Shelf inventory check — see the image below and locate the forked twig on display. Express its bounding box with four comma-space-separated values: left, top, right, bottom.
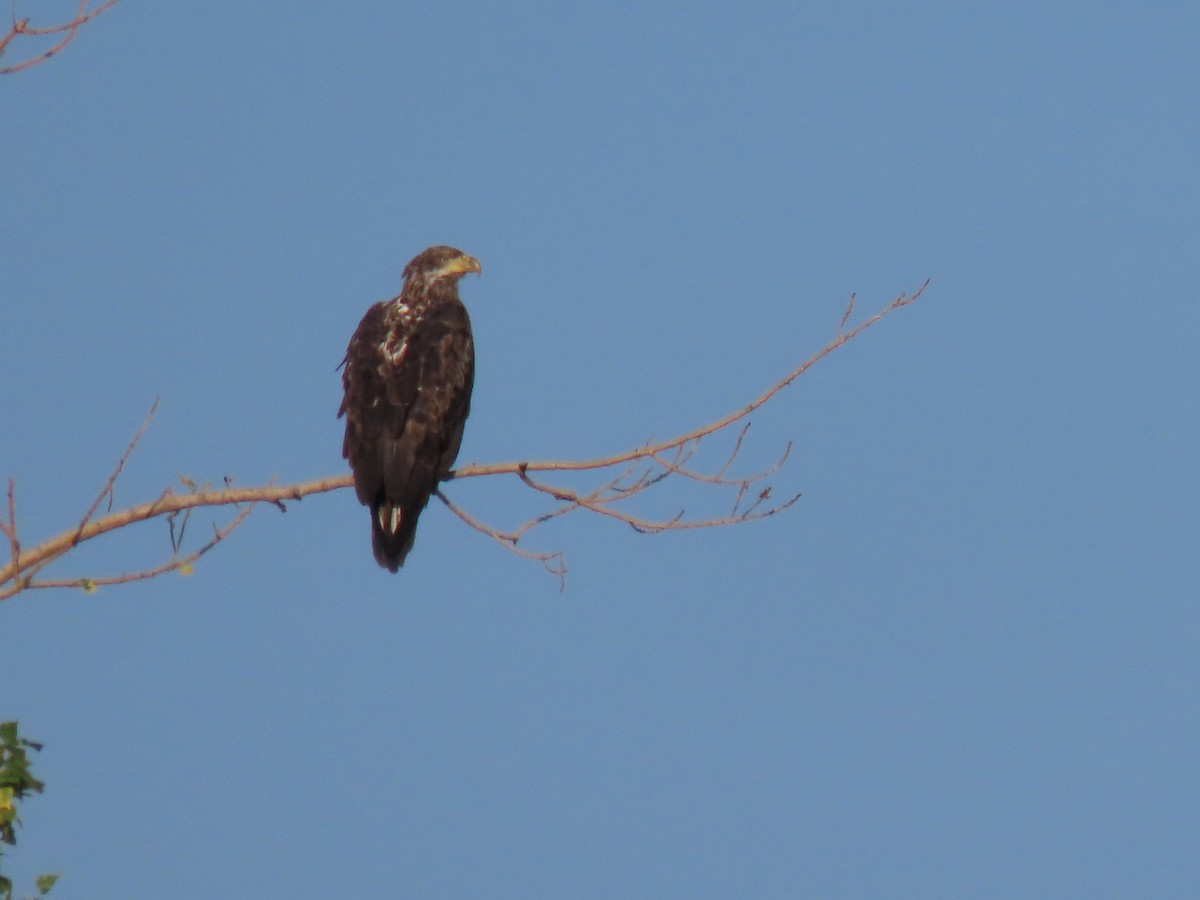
435, 489, 566, 588
0, 0, 120, 74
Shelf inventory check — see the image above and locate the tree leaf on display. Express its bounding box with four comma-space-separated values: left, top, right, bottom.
36, 872, 59, 894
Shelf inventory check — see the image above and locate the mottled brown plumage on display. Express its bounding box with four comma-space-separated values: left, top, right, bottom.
339, 246, 479, 571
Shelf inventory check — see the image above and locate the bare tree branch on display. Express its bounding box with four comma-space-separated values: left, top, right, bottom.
0, 473, 349, 600
451, 281, 927, 478
0, 282, 927, 598
0, 0, 120, 74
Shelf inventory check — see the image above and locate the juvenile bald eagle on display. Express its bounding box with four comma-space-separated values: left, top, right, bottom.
339, 246, 480, 571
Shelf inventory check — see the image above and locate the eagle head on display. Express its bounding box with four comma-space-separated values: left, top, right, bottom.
402, 245, 482, 292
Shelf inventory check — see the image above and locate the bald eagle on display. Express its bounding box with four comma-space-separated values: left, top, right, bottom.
339, 246, 480, 571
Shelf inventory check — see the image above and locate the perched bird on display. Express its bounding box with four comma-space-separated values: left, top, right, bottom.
339, 246, 480, 571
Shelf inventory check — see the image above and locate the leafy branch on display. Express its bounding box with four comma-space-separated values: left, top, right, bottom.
0, 722, 57, 900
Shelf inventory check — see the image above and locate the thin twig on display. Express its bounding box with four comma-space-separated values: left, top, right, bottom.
715, 423, 752, 480
839, 292, 857, 331
3, 479, 20, 581
75, 398, 158, 539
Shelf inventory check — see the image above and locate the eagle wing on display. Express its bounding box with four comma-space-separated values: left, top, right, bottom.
339, 299, 475, 570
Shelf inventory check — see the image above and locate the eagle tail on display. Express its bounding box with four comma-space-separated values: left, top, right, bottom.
370, 498, 423, 573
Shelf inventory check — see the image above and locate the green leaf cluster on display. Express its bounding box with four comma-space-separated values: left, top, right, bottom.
0, 722, 57, 899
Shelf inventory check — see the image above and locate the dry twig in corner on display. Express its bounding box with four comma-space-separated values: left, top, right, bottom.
0, 0, 121, 75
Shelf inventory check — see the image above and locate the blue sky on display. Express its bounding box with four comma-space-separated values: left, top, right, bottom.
3, 1, 1198, 896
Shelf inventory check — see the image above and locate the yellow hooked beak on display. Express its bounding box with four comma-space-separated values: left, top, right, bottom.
439, 254, 482, 278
